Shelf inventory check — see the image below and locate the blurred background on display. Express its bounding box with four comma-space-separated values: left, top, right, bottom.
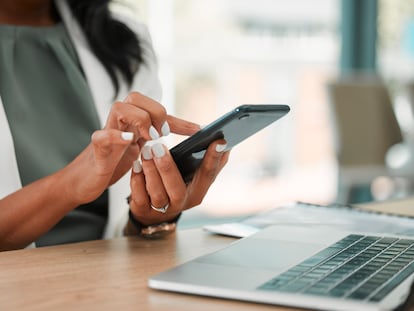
113, 0, 414, 227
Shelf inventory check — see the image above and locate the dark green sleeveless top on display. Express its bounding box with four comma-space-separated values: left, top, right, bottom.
0, 23, 108, 246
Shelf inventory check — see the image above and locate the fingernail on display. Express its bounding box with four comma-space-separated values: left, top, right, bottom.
121, 132, 134, 141
152, 143, 165, 158
149, 125, 160, 140
141, 145, 153, 160
123, 93, 131, 103
161, 121, 170, 136
215, 143, 227, 152
133, 159, 142, 173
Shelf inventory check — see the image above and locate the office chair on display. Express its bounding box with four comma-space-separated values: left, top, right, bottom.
327, 75, 403, 204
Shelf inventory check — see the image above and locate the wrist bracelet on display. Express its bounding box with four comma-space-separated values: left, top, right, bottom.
128, 209, 181, 238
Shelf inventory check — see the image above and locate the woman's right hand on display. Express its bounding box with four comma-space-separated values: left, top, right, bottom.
62, 92, 200, 206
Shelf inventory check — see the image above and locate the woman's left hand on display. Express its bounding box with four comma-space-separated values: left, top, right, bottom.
128, 139, 230, 226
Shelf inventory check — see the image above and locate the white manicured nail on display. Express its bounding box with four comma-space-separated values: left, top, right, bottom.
215, 144, 227, 152
152, 143, 165, 158
121, 132, 134, 141
161, 121, 170, 136
149, 125, 160, 140
133, 159, 142, 173
141, 145, 153, 160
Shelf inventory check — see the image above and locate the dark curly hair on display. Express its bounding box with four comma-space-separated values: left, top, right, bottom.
67, 0, 144, 95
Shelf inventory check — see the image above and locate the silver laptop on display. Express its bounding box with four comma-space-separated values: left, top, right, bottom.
149, 225, 414, 311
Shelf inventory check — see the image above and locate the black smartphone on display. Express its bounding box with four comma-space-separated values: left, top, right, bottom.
170, 104, 290, 183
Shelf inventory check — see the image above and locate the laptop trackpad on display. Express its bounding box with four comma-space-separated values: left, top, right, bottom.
196, 238, 323, 271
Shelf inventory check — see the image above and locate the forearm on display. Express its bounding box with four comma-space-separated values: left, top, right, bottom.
0, 166, 82, 251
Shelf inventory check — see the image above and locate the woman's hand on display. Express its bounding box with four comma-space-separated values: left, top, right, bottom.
128, 139, 230, 226
64, 92, 200, 206
0, 91, 203, 250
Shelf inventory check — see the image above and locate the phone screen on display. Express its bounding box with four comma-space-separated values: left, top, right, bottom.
170, 104, 290, 183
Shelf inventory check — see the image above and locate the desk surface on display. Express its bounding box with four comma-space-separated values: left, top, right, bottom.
0, 228, 303, 311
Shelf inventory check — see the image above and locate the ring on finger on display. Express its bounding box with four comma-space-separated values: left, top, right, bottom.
151, 202, 170, 213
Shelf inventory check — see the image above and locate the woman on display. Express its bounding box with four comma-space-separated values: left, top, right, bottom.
0, 0, 229, 251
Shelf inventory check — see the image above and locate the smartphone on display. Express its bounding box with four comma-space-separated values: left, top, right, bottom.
170, 104, 290, 183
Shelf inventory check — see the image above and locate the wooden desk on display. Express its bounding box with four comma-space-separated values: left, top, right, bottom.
0, 229, 302, 311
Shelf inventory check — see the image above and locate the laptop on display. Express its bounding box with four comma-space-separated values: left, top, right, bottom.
148, 225, 414, 311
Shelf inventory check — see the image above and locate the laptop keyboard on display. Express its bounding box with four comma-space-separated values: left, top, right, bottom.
258, 234, 414, 302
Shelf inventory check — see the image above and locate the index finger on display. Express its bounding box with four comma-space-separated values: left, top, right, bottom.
124, 92, 168, 134
167, 115, 201, 136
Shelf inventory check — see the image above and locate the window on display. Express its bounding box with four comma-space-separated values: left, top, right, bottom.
378, 0, 414, 134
